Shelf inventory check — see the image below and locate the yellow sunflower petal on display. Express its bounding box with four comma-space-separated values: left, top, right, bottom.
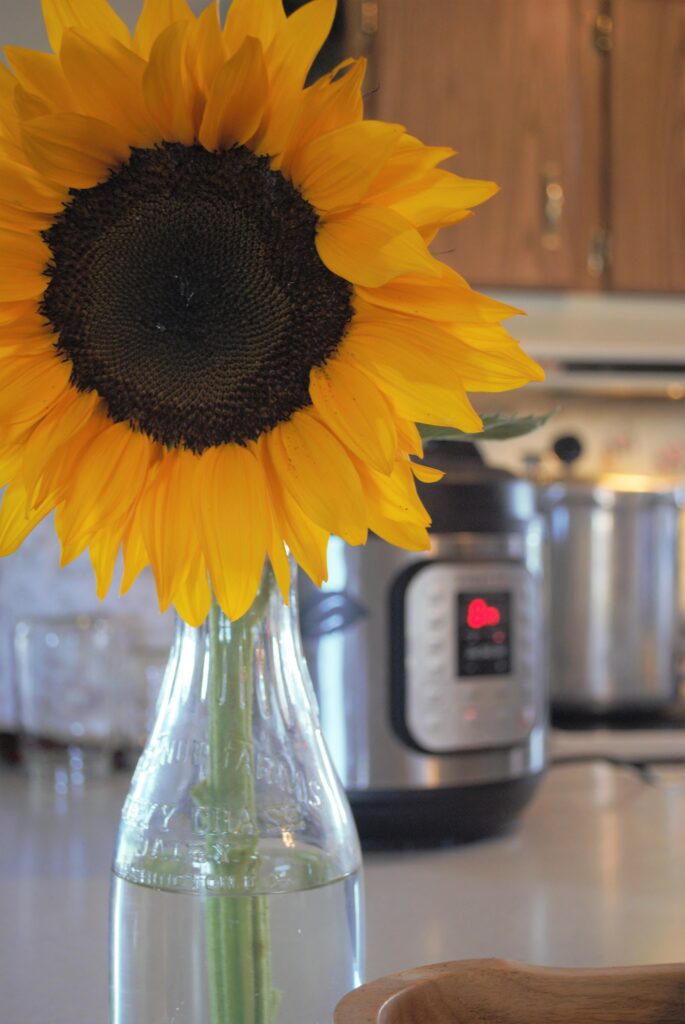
41, 0, 131, 54
0, 316, 53, 347
353, 309, 543, 392
187, 4, 226, 99
382, 371, 482, 431
267, 410, 367, 545
89, 524, 122, 599
0, 228, 51, 303
21, 113, 130, 188
34, 409, 107, 508
60, 30, 159, 147
56, 422, 154, 564
0, 444, 23, 488
289, 120, 403, 213
389, 171, 498, 231
264, 500, 290, 604
446, 321, 529, 350
0, 156, 66, 213
120, 499, 149, 595
317, 205, 441, 287
14, 86, 54, 124
139, 448, 198, 611
172, 554, 211, 628
198, 36, 268, 151
355, 456, 430, 527
257, 436, 329, 588
0, 65, 21, 143
277, 58, 366, 174
366, 133, 455, 198
266, 0, 336, 86
0, 332, 55, 356
344, 333, 483, 432
143, 20, 197, 145
354, 453, 433, 549
356, 268, 521, 324
4, 48, 74, 114
309, 356, 397, 474
64, 433, 153, 561
0, 227, 49, 269
0, 201, 55, 232
367, 510, 429, 552
22, 388, 99, 505
0, 422, 38, 449
0, 272, 46, 303
395, 416, 424, 458
135, 0, 195, 59
256, 0, 336, 156
367, 169, 495, 212
411, 462, 444, 483
447, 339, 545, 391
0, 137, 30, 165
197, 444, 268, 621
223, 0, 286, 55
278, 491, 329, 586
0, 481, 53, 557
350, 305, 470, 373
0, 300, 39, 328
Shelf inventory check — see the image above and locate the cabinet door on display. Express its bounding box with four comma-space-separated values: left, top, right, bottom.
609, 0, 685, 292
363, 0, 603, 289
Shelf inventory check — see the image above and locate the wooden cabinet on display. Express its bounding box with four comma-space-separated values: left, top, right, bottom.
348, 0, 685, 293
609, 0, 685, 291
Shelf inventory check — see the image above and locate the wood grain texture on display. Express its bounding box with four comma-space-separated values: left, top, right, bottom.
335, 958, 685, 1023
609, 0, 685, 292
366, 0, 603, 289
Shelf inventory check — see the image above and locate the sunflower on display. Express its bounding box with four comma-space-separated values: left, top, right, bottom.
0, 0, 543, 625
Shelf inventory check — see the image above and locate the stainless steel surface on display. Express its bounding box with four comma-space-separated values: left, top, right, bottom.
543, 481, 683, 712
404, 562, 537, 752
303, 528, 547, 794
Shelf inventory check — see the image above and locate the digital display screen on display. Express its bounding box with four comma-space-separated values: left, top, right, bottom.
457, 592, 513, 677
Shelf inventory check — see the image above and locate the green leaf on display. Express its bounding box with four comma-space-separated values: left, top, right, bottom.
418, 411, 554, 443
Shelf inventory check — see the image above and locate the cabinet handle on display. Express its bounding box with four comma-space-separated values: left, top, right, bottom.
594, 13, 613, 54
360, 0, 378, 35
541, 164, 564, 251
588, 227, 611, 276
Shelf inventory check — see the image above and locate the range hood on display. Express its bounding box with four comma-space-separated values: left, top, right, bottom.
491, 291, 685, 397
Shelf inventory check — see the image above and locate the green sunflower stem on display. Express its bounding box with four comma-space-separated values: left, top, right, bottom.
205, 590, 278, 1024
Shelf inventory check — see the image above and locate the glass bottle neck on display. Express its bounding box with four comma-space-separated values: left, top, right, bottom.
160, 560, 309, 711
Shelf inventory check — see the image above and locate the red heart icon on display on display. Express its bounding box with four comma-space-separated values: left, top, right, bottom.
466, 598, 501, 630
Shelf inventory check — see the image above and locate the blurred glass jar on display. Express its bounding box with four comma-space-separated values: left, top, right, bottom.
0, 515, 173, 740
15, 614, 129, 783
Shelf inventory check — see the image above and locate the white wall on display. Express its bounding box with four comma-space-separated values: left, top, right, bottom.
0, 0, 224, 51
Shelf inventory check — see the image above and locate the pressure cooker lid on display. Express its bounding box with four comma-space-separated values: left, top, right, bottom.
417, 441, 536, 533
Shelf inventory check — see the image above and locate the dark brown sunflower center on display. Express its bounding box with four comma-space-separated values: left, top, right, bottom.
41, 142, 353, 452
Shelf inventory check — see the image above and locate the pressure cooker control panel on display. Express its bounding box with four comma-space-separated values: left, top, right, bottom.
394, 562, 539, 753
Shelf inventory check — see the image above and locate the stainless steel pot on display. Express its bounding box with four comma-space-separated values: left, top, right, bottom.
541, 477, 683, 713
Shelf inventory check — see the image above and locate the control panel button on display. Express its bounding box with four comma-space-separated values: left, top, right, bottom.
402, 562, 539, 752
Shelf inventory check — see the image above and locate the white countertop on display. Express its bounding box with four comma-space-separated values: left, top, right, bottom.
2, 761, 685, 1024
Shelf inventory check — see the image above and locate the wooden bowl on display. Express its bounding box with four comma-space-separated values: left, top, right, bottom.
334, 958, 685, 1023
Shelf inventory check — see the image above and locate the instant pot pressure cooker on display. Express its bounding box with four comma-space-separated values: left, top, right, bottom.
301, 443, 548, 846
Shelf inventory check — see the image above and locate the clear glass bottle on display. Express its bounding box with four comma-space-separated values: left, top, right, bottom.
110, 561, 364, 1024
